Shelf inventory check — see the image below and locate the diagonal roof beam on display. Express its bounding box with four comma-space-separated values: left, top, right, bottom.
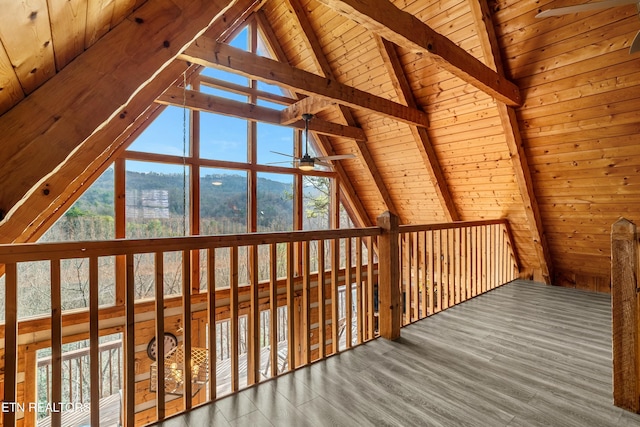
0, 0, 259, 243
376, 36, 460, 222
314, 0, 521, 107
157, 87, 365, 140
469, 0, 553, 283
179, 39, 431, 129
280, 0, 399, 217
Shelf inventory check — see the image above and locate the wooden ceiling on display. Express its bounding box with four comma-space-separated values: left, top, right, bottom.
0, 0, 639, 290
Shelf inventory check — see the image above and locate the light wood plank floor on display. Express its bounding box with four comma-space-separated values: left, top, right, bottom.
152, 280, 640, 426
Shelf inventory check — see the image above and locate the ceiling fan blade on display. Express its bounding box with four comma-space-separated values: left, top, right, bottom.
315, 160, 334, 168
270, 151, 295, 158
316, 154, 357, 161
536, 0, 638, 18
630, 29, 640, 54
265, 161, 295, 165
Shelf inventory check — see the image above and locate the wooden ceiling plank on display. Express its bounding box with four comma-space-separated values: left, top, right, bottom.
180, 39, 431, 128
275, 0, 399, 217
255, 8, 372, 227
313, 0, 521, 107
85, 0, 116, 47
280, 97, 337, 125
470, 0, 553, 283
48, 0, 88, 71
376, 36, 460, 222
0, 42, 24, 116
157, 86, 365, 140
0, 0, 56, 95
0, 0, 259, 243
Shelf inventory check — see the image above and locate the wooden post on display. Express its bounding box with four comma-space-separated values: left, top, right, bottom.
377, 211, 401, 340
611, 218, 640, 412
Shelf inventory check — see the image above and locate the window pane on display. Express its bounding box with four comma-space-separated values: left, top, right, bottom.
200, 67, 248, 86
200, 168, 248, 234
257, 123, 294, 165
40, 168, 115, 242
125, 161, 190, 238
302, 176, 331, 230
127, 106, 190, 156
200, 85, 248, 103
257, 173, 293, 232
200, 113, 248, 162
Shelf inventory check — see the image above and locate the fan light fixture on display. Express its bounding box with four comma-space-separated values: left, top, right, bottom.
299, 113, 315, 171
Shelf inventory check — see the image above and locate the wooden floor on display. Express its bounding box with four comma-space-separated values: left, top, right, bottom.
151, 280, 640, 426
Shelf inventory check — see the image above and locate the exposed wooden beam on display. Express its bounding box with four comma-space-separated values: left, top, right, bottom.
280, 97, 337, 125
255, 8, 372, 227
280, 0, 398, 217
0, 0, 260, 244
470, 0, 553, 283
179, 39, 431, 128
376, 36, 460, 222
157, 87, 365, 140
314, 0, 521, 107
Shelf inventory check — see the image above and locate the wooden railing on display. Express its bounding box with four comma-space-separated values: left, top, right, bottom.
611, 218, 640, 413
0, 213, 519, 426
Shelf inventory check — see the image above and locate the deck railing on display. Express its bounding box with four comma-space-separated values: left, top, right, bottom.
36, 338, 123, 418
0, 213, 518, 426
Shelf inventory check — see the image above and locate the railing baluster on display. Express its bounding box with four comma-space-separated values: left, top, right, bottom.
269, 243, 278, 376
331, 238, 340, 352
124, 253, 135, 427
402, 234, 410, 325
182, 249, 193, 408
420, 231, 427, 319
302, 240, 311, 364
427, 231, 434, 316
51, 259, 62, 427
286, 242, 295, 371
465, 227, 472, 301
154, 252, 166, 420
366, 237, 374, 341
207, 247, 217, 400
345, 237, 352, 348
248, 244, 259, 385
317, 240, 326, 358
355, 237, 363, 344
412, 233, 419, 321
4, 262, 18, 427
230, 246, 239, 392
90, 256, 99, 426
447, 228, 454, 308
454, 227, 461, 305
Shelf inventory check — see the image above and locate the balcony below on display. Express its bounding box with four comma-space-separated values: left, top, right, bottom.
152, 280, 640, 427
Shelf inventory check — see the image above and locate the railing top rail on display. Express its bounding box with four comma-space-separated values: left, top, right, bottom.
0, 227, 382, 264
398, 218, 508, 234
36, 339, 122, 367
0, 218, 512, 264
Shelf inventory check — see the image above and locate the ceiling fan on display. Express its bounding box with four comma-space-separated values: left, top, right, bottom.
536, 0, 640, 54
271, 113, 356, 171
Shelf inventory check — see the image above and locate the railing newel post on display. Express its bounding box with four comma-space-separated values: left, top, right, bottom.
611, 217, 640, 413
377, 211, 401, 340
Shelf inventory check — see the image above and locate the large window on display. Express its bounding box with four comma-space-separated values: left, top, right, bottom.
22, 21, 354, 311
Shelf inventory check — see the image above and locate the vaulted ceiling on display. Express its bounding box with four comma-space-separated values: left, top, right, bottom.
0, 0, 639, 289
